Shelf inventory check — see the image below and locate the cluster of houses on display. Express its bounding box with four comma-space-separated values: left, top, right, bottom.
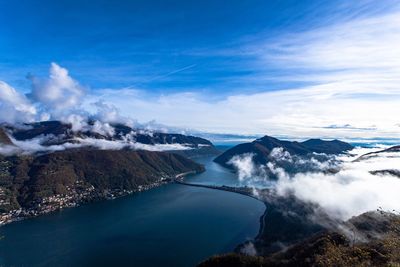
0, 177, 171, 226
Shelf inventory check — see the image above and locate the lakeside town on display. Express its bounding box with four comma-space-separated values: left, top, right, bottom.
0, 177, 172, 226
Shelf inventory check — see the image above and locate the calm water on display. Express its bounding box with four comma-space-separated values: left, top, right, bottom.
0, 154, 265, 267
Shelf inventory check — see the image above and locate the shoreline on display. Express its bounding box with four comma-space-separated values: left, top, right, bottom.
0, 171, 196, 227
2, 168, 269, 263
254, 203, 268, 241
173, 179, 269, 255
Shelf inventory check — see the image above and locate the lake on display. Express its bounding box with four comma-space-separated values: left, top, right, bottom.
0, 153, 265, 267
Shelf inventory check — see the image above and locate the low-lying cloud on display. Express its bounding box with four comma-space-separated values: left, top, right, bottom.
230, 146, 400, 221
0, 133, 193, 156
228, 153, 257, 181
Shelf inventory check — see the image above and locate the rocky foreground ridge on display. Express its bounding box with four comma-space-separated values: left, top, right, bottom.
199, 194, 400, 267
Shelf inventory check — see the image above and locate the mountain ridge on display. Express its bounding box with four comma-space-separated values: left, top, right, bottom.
0, 149, 205, 224
6, 120, 213, 148
214, 135, 353, 169
0, 120, 214, 224
0, 120, 221, 159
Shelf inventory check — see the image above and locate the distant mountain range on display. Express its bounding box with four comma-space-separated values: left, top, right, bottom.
214, 135, 353, 169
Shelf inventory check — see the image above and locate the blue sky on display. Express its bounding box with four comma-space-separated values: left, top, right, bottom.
0, 0, 400, 138
0, 0, 391, 93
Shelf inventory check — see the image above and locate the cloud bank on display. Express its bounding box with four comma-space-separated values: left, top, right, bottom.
230, 146, 400, 221
0, 133, 193, 156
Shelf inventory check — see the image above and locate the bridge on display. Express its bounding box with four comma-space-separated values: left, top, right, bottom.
173, 179, 262, 201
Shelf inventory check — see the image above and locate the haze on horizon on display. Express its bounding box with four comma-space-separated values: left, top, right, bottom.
0, 0, 399, 140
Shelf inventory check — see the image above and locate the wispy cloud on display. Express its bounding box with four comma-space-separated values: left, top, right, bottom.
90, 83, 400, 139
253, 6, 400, 94
1, 5, 400, 139
320, 124, 377, 131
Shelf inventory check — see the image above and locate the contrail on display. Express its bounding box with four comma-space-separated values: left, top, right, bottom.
125, 64, 197, 89
155, 64, 197, 80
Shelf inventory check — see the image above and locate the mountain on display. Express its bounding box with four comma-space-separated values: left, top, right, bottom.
214, 135, 353, 169
6, 120, 214, 149
370, 169, 400, 178
0, 149, 204, 215
0, 120, 215, 224
0, 120, 220, 159
356, 145, 400, 162
355, 145, 400, 178
301, 138, 354, 154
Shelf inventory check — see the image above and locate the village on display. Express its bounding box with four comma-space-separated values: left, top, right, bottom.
0, 177, 171, 226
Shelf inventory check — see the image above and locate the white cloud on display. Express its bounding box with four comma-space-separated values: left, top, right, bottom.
90, 121, 115, 136
0, 144, 21, 156
59, 113, 115, 136
227, 153, 256, 181
91, 100, 135, 127
29, 62, 85, 114
75, 137, 192, 151
271, 146, 400, 220
225, 145, 400, 221
1, 60, 399, 139
276, 166, 400, 221
0, 63, 136, 133
7, 135, 81, 155
0, 81, 36, 124
61, 114, 90, 132
2, 134, 193, 156
89, 85, 400, 139
269, 147, 293, 163
82, 9, 400, 138
1, 8, 400, 139
264, 12, 400, 72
